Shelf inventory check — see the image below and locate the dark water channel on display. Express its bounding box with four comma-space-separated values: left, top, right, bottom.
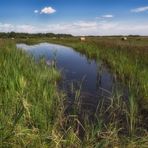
17, 43, 127, 108
17, 43, 130, 138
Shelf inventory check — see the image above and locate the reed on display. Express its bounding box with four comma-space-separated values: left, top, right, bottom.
0, 39, 61, 147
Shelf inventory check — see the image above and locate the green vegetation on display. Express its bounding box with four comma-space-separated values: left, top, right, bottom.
0, 37, 148, 147
0, 39, 62, 147
46, 37, 148, 109
0, 32, 72, 39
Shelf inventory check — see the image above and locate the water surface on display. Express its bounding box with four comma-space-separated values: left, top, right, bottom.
17, 43, 120, 99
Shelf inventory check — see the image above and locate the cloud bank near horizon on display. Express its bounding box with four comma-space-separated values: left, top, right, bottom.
0, 20, 148, 36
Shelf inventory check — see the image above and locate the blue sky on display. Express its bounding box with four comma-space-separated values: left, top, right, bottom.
0, 0, 148, 35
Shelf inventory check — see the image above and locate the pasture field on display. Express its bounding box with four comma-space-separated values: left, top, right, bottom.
0, 37, 148, 147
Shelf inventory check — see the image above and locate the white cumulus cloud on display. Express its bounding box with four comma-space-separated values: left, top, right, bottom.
40, 7, 56, 14
131, 6, 148, 13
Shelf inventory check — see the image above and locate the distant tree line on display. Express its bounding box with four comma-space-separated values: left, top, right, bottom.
0, 32, 73, 38
0, 32, 145, 39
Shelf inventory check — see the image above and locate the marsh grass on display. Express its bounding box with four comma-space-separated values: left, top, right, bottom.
0, 39, 61, 147
50, 86, 148, 148
1, 38, 148, 147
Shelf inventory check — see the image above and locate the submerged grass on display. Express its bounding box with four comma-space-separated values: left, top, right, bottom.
0, 38, 148, 147
50, 88, 148, 147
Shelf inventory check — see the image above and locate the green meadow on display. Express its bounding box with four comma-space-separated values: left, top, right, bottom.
0, 36, 148, 147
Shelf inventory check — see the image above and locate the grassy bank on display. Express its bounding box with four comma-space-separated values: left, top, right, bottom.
1, 38, 148, 147
0, 39, 62, 147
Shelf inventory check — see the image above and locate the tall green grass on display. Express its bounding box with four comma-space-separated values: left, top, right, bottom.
0, 39, 61, 147
48, 88, 148, 147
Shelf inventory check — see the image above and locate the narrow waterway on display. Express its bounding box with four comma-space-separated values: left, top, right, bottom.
17, 43, 127, 104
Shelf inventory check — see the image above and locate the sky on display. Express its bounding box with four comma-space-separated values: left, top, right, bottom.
0, 0, 148, 35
